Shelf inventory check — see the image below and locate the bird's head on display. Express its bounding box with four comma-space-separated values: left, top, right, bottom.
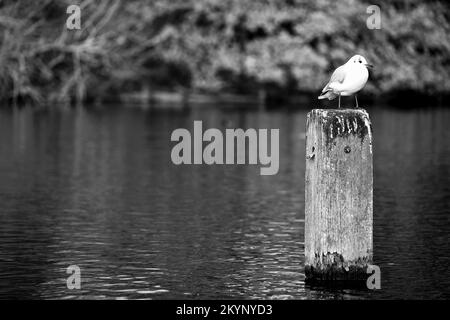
349, 55, 373, 69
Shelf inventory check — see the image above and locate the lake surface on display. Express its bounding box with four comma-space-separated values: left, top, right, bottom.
0, 104, 449, 299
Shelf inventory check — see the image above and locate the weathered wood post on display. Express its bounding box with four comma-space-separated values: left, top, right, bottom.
305, 108, 373, 282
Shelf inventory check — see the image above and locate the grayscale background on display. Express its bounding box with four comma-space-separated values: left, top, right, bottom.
0, 0, 449, 299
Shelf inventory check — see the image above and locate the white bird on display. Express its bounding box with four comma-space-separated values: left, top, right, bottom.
318, 55, 373, 108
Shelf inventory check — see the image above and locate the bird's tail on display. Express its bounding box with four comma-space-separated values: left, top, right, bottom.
318, 91, 338, 100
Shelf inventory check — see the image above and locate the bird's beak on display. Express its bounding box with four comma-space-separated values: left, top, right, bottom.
365, 63, 374, 69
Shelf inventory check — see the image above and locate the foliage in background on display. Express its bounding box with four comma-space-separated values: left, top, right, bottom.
0, 0, 449, 104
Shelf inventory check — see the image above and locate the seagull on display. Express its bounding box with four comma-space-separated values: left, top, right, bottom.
318, 55, 373, 108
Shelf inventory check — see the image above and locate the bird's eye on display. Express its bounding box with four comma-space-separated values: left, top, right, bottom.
359, 60, 362, 63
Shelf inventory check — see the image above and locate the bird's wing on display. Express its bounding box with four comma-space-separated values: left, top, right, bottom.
321, 65, 346, 92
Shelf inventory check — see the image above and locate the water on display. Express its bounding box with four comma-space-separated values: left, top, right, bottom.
0, 104, 449, 299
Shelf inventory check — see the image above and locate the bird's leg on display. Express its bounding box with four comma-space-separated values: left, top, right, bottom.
338, 94, 341, 108
355, 94, 359, 108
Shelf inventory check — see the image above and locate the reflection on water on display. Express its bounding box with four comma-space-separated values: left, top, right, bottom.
0, 104, 449, 299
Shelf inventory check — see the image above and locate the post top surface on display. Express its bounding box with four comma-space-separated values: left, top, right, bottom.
307, 108, 372, 144
309, 108, 369, 118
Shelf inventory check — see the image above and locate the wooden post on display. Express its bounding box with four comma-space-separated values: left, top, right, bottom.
305, 108, 373, 282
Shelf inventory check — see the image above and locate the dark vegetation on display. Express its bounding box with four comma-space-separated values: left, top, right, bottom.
0, 0, 449, 106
